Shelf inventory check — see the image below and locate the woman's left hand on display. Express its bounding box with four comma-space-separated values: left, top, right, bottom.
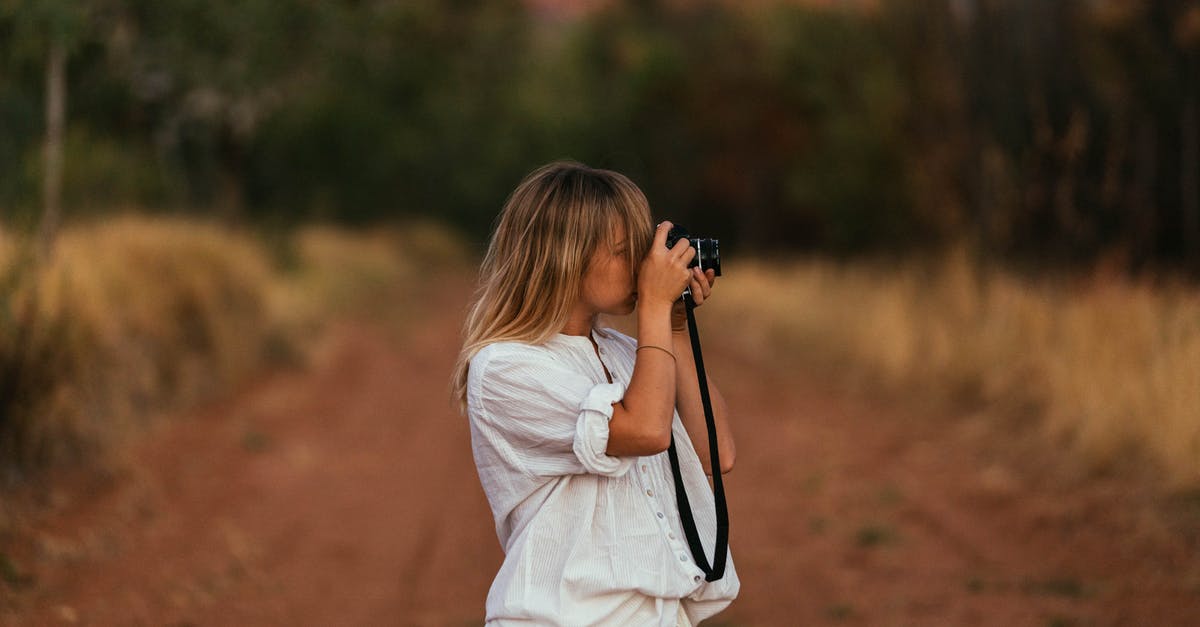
671, 267, 717, 332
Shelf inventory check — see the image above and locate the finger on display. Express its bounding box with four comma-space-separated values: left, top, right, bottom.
652, 221, 673, 250
678, 244, 697, 265
667, 230, 696, 252
689, 275, 705, 305
695, 268, 713, 298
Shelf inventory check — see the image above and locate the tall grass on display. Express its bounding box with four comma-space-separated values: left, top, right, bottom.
0, 218, 278, 473
710, 252, 1200, 487
0, 216, 457, 480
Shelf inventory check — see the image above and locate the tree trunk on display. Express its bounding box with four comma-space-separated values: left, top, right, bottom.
38, 39, 66, 264
1182, 84, 1199, 268
1130, 116, 1157, 266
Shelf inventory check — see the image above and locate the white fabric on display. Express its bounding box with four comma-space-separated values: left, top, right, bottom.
467, 327, 739, 626
677, 603, 693, 627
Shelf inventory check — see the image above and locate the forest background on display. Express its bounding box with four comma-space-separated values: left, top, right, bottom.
2, 0, 1200, 490
3, 0, 1197, 266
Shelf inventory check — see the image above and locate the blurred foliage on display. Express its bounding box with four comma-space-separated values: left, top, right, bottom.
1, 0, 1198, 270
0, 215, 462, 477
0, 217, 278, 472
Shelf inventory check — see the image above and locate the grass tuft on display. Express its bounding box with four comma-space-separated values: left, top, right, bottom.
855, 523, 900, 547
825, 603, 854, 621
0, 551, 34, 589
1022, 576, 1092, 598
710, 253, 1200, 488
0, 216, 462, 481
0, 217, 278, 472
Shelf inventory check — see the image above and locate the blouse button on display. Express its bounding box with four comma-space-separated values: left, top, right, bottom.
669, 533, 676, 540
640, 464, 648, 473
679, 554, 689, 562
646, 489, 654, 497
656, 512, 664, 519
693, 575, 702, 583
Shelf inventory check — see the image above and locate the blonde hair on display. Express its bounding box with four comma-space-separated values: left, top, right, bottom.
451, 161, 653, 412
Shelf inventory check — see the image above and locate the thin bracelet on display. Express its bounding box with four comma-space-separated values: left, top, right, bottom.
636, 344, 676, 362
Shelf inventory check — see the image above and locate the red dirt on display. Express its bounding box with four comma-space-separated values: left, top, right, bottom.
2, 274, 1199, 626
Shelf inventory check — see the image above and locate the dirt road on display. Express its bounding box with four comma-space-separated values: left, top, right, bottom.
3, 275, 1199, 626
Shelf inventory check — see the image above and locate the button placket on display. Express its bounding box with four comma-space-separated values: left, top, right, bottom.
637, 459, 702, 582
640, 465, 679, 550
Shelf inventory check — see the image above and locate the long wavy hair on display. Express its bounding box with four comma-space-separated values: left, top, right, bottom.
451, 161, 654, 413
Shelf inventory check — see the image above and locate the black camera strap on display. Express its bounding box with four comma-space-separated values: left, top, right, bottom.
667, 294, 729, 582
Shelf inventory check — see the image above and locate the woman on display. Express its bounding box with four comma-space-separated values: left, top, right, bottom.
452, 161, 739, 625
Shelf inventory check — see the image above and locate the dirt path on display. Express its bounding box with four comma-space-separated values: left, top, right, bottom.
3, 275, 1199, 626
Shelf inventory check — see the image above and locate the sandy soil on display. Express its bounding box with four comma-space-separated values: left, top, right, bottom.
2, 274, 1199, 626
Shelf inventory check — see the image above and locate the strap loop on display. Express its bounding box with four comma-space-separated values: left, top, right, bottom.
668, 294, 729, 581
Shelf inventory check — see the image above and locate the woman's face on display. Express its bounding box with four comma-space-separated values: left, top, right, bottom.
579, 224, 638, 317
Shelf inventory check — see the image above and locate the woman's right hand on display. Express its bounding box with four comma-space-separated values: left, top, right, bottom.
638, 221, 696, 310
610, 221, 695, 457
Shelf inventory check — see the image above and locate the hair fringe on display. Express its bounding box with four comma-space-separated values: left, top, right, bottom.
450, 162, 653, 414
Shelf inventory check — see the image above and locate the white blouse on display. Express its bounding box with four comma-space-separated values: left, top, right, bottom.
466, 327, 739, 626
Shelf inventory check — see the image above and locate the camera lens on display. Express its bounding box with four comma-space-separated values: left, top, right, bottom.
695, 238, 721, 277
664, 223, 721, 277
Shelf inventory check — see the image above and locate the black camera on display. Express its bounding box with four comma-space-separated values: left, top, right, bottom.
665, 223, 722, 277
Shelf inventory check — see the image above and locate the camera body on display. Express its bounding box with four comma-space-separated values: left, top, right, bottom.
665, 223, 722, 277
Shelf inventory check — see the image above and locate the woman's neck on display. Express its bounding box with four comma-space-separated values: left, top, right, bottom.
561, 305, 596, 336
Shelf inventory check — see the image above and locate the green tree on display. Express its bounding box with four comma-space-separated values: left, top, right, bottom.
2, 0, 88, 260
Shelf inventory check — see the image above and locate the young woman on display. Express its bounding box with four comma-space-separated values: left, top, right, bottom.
452, 161, 738, 625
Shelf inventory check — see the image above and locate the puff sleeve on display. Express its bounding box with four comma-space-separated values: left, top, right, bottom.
469, 346, 635, 478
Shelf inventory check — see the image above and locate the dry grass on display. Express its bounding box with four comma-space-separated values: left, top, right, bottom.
709, 251, 1200, 487
267, 219, 469, 332
0, 216, 462, 480
0, 217, 278, 472
0, 228, 16, 272
17, 215, 1191, 490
